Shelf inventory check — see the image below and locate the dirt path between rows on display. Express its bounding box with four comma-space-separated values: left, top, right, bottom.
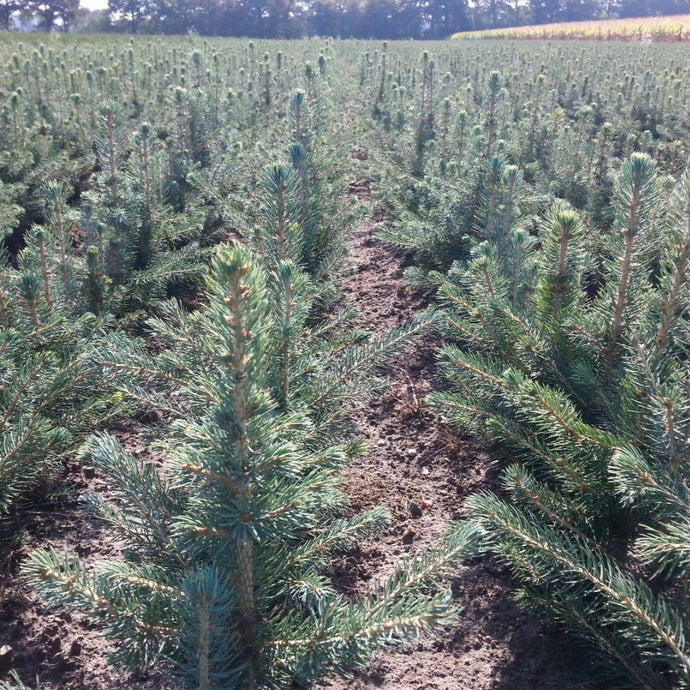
321, 181, 576, 690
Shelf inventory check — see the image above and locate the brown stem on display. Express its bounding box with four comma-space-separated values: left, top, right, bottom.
607, 189, 640, 358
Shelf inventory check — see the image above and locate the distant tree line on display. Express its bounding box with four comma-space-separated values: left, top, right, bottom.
2, 0, 79, 32
4, 0, 690, 39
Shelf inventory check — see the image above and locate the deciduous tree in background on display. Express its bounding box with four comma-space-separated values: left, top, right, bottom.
5, 0, 688, 37
0, 0, 21, 30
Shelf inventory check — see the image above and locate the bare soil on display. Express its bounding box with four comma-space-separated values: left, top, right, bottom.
0, 180, 576, 689
319, 191, 576, 690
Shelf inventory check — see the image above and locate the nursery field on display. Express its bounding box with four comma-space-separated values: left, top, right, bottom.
1, 35, 689, 690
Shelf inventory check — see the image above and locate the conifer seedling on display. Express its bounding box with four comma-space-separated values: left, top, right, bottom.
25, 244, 475, 689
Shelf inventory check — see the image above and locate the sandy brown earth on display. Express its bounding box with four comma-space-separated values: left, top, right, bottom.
0, 180, 576, 690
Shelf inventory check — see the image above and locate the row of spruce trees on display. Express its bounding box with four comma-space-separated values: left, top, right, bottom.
377, 58, 690, 687
1, 57, 477, 688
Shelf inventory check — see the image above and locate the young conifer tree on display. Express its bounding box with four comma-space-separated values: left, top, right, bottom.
0, 242, 126, 551
375, 70, 535, 284
25, 244, 475, 689
80, 105, 206, 316
432, 154, 690, 687
284, 89, 358, 293
190, 88, 357, 306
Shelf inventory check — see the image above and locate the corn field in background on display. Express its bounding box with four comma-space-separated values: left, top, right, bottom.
0, 33, 689, 689
453, 13, 690, 41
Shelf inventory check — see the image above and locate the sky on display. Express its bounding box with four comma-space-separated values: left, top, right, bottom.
81, 0, 109, 10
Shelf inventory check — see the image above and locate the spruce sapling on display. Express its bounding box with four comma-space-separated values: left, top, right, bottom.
25, 244, 472, 689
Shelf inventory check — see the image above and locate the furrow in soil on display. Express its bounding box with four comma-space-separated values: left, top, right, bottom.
322, 209, 574, 690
